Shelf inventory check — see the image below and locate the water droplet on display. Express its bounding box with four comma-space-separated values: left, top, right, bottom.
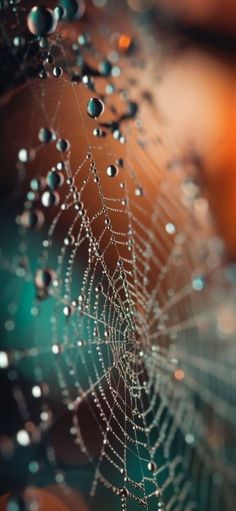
78, 33, 90, 46
52, 344, 60, 354
27, 6, 57, 36
111, 65, 120, 77
98, 59, 112, 76
105, 83, 115, 95
30, 178, 45, 191
18, 148, 34, 163
106, 165, 118, 177
20, 209, 44, 230
185, 433, 195, 445
6, 495, 24, 511
57, 161, 65, 171
53, 66, 63, 78
116, 158, 124, 167
192, 275, 205, 291
28, 460, 39, 473
16, 429, 30, 446
13, 36, 25, 47
147, 461, 156, 472
56, 138, 70, 152
64, 234, 75, 246
63, 305, 71, 317
35, 268, 57, 289
38, 127, 53, 143
59, 0, 85, 21
93, 128, 105, 137
39, 37, 49, 49
46, 170, 64, 189
135, 187, 143, 197
87, 97, 104, 119
41, 190, 60, 207
54, 5, 65, 20
0, 352, 9, 369
165, 222, 176, 235
125, 101, 138, 119
113, 129, 121, 140
32, 385, 42, 398
82, 75, 94, 89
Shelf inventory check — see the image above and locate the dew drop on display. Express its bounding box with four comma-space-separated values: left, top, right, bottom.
13, 36, 25, 47
53, 66, 63, 78
39, 37, 49, 49
98, 59, 112, 76
82, 75, 94, 89
147, 461, 157, 472
20, 209, 44, 230
30, 178, 45, 191
32, 385, 42, 398
106, 165, 118, 177
87, 97, 104, 119
27, 6, 57, 36
46, 170, 64, 190
59, 0, 85, 21
135, 187, 143, 197
93, 128, 104, 137
165, 222, 176, 235
125, 101, 138, 119
63, 305, 71, 317
16, 429, 30, 446
78, 33, 90, 46
41, 190, 60, 207
38, 127, 53, 143
116, 158, 124, 167
0, 352, 9, 369
192, 275, 205, 291
57, 161, 65, 171
56, 138, 70, 152
35, 268, 57, 290
64, 234, 75, 246
54, 5, 65, 20
18, 148, 34, 163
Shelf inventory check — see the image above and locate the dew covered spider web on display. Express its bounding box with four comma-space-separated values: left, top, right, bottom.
0, 1, 236, 511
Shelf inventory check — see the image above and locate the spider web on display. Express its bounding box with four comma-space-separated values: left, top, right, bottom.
0, 1, 236, 511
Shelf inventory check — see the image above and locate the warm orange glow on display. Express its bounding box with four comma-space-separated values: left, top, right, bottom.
0, 493, 11, 511
174, 369, 185, 381
0, 487, 89, 511
118, 34, 132, 53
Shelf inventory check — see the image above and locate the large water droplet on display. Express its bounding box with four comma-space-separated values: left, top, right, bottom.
87, 97, 104, 119
27, 6, 57, 36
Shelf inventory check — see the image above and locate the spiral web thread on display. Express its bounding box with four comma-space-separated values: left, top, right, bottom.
0, 2, 236, 511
